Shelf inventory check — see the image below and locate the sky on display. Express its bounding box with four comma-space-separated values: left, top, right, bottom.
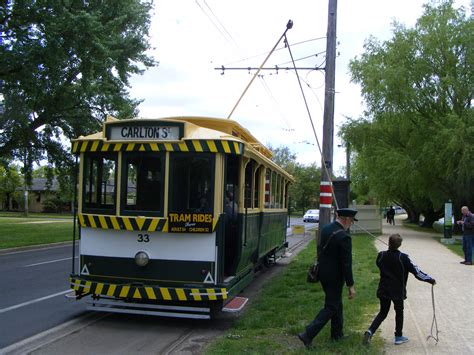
129, 0, 472, 176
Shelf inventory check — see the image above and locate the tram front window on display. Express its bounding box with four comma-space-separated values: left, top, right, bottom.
169, 154, 214, 213
122, 153, 164, 215
83, 154, 117, 213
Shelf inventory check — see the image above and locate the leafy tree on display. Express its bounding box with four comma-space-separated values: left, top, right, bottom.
343, 0, 473, 226
290, 163, 321, 212
268, 144, 297, 175
267, 145, 321, 212
0, 0, 156, 196
0, 164, 22, 210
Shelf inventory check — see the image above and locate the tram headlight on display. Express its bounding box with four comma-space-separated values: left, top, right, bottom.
134, 251, 149, 267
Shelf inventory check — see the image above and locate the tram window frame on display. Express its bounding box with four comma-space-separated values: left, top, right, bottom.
121, 152, 165, 216
264, 169, 271, 208
244, 160, 254, 209
253, 165, 261, 209
82, 153, 117, 214
168, 153, 215, 214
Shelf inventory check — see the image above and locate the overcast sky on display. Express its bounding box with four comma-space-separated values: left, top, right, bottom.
129, 0, 471, 175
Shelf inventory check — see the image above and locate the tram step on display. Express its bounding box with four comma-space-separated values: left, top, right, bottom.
222, 296, 248, 313
86, 298, 211, 319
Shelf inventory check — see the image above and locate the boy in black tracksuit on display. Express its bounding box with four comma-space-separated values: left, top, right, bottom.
363, 233, 436, 345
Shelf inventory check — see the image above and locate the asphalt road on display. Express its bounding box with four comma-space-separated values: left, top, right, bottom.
0, 243, 86, 349
0, 218, 315, 354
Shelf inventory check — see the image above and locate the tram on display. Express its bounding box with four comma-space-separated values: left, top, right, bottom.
69, 116, 293, 318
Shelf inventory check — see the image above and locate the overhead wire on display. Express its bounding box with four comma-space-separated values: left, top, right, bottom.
258, 75, 294, 132
202, 0, 239, 48
227, 20, 294, 119
283, 34, 338, 207
277, 50, 326, 66
195, 0, 236, 46
224, 37, 326, 66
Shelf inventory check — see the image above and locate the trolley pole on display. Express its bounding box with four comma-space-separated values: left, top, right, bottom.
318, 0, 338, 244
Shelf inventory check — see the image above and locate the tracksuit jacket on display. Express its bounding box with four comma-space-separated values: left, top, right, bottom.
376, 250, 435, 300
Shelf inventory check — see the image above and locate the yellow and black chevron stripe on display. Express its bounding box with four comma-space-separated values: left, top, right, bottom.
70, 277, 228, 301
79, 214, 168, 232
72, 139, 244, 155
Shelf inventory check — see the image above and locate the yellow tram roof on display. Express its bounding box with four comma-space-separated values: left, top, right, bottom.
74, 115, 273, 158
73, 116, 293, 181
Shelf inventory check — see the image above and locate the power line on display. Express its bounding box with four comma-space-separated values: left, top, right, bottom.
258, 75, 294, 131
223, 37, 326, 66
202, 0, 238, 47
195, 0, 237, 46
227, 20, 294, 119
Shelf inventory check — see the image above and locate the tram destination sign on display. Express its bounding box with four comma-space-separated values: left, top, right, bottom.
106, 122, 183, 141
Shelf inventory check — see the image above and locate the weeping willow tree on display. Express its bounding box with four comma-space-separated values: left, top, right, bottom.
341, 0, 473, 226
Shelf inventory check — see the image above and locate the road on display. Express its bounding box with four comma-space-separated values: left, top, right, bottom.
0, 218, 315, 354
0, 243, 86, 349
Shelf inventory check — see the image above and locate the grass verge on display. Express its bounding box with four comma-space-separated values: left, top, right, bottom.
0, 217, 75, 249
433, 236, 464, 259
0, 211, 73, 219
206, 235, 383, 354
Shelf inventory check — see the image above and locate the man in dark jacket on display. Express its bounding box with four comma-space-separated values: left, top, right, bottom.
297, 208, 357, 348
363, 233, 436, 346
457, 206, 474, 265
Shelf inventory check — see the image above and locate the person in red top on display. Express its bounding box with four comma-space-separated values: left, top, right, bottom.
363, 233, 436, 346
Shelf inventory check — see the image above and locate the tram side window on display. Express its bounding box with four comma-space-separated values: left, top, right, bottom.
83, 154, 117, 213
271, 171, 277, 208
254, 166, 261, 208
122, 154, 164, 215
244, 161, 254, 208
285, 181, 290, 208
169, 154, 214, 213
264, 170, 271, 208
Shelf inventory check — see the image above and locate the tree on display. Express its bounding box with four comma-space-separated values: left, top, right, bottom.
290, 163, 321, 212
343, 1, 473, 226
0, 0, 157, 196
0, 164, 22, 210
267, 145, 322, 212
268, 144, 297, 175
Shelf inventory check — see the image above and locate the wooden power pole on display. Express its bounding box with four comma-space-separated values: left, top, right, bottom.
318, 0, 338, 242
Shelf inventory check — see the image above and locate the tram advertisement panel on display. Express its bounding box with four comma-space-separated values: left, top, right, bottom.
168, 212, 213, 233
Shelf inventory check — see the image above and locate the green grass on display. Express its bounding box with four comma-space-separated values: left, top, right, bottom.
205, 235, 384, 354
401, 220, 439, 234
434, 236, 464, 259
0, 217, 76, 249
0, 211, 73, 219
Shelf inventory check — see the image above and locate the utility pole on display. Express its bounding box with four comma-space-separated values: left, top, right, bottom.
318, 0, 338, 243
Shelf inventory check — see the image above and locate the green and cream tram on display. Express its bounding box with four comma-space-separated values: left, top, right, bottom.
69, 116, 293, 318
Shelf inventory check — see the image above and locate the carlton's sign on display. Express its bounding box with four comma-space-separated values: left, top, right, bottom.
105, 121, 184, 141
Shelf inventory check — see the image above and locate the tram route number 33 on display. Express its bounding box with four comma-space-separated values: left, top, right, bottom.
137, 233, 150, 243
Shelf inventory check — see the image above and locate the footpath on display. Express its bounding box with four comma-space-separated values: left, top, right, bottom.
374, 216, 474, 354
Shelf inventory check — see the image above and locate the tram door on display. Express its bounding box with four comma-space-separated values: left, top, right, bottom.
224, 155, 240, 276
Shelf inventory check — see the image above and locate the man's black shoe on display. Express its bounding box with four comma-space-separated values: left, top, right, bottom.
297, 332, 312, 349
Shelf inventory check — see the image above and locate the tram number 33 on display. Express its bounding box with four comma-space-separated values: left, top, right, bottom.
137, 233, 150, 243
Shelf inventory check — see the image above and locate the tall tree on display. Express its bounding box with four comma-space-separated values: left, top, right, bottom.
0, 0, 156, 188
0, 164, 21, 210
268, 144, 297, 175
343, 0, 473, 226
290, 163, 321, 212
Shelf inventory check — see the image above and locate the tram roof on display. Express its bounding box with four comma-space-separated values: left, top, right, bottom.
74, 115, 294, 181
74, 115, 274, 158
